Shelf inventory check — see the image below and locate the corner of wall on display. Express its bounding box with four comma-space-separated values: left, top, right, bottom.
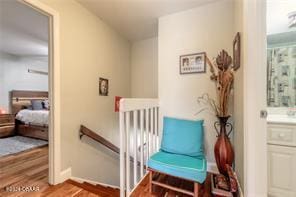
60, 167, 72, 183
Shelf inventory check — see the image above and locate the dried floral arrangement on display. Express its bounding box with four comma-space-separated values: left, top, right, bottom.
197, 50, 234, 117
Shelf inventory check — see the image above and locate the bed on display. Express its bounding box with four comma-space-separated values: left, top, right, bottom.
11, 90, 49, 140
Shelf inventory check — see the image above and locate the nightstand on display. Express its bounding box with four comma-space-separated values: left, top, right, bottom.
0, 114, 15, 138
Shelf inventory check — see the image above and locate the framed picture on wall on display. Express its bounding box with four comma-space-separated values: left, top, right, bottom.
99, 77, 109, 96
180, 52, 206, 74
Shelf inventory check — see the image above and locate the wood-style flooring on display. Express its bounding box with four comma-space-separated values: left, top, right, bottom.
41, 179, 119, 197
0, 146, 119, 196
130, 172, 213, 197
0, 145, 49, 197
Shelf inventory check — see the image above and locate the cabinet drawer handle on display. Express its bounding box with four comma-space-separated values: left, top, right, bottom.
278, 133, 285, 138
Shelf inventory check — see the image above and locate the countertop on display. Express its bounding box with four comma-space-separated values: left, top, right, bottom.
267, 114, 296, 124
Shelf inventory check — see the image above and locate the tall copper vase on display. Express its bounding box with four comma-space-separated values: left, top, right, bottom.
214, 116, 234, 176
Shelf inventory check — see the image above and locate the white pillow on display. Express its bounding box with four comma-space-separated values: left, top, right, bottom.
43, 99, 50, 110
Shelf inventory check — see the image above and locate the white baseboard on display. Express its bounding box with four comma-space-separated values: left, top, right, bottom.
207, 162, 219, 174
60, 168, 72, 183
234, 172, 244, 197
238, 181, 244, 197
70, 176, 119, 189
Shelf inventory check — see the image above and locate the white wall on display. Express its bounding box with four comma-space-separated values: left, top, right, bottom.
158, 0, 234, 164
131, 37, 158, 98
41, 0, 131, 186
0, 52, 48, 113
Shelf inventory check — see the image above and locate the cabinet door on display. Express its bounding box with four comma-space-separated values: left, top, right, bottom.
268, 145, 296, 197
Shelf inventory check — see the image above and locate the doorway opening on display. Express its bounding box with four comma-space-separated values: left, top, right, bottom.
266, 0, 296, 196
0, 0, 52, 194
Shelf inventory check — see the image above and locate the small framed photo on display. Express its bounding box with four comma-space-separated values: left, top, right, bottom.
233, 32, 240, 71
99, 77, 109, 96
180, 52, 206, 74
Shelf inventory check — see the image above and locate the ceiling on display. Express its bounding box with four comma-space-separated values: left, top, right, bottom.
77, 0, 218, 42
267, 0, 296, 35
0, 1, 48, 56
2, 0, 295, 55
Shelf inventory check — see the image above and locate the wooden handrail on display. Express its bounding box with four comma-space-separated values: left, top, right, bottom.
79, 125, 145, 168
80, 125, 119, 154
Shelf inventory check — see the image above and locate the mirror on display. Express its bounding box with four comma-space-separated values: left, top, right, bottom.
267, 31, 296, 107
267, 1, 296, 107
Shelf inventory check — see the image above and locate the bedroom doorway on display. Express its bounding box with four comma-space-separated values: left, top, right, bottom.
0, 0, 58, 194
21, 0, 62, 186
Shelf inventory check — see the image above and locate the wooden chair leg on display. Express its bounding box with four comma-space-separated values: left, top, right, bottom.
149, 170, 153, 194
194, 182, 200, 197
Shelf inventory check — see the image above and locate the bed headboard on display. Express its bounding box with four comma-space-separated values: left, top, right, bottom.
10, 90, 48, 115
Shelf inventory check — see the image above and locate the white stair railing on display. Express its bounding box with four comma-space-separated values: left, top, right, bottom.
119, 98, 159, 197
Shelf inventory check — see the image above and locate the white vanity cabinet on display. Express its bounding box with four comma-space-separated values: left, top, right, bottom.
267, 123, 296, 197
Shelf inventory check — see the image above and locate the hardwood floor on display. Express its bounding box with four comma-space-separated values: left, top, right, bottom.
130, 172, 213, 197
0, 146, 119, 196
0, 145, 49, 197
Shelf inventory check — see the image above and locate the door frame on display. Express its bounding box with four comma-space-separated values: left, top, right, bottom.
243, 0, 267, 196
19, 0, 61, 185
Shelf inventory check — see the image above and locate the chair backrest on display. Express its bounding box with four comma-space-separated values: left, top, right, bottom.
160, 116, 204, 157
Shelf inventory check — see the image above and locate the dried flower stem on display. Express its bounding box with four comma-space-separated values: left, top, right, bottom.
198, 51, 234, 117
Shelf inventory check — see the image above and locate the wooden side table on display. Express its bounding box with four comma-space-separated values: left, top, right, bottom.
0, 114, 15, 138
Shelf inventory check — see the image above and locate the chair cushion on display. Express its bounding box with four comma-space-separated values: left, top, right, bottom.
161, 117, 204, 157
148, 151, 207, 183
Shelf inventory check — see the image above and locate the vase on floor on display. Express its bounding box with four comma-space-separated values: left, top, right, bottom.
214, 116, 234, 176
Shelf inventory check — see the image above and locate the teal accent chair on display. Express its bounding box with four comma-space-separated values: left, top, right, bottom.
147, 117, 207, 196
